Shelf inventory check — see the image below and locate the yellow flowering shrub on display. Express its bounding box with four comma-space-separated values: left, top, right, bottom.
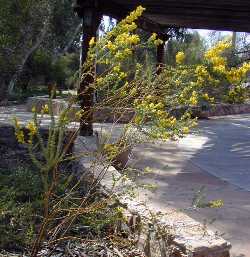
11, 9, 230, 251
79, 6, 198, 141
203, 41, 250, 103
14, 7, 250, 166
163, 41, 250, 106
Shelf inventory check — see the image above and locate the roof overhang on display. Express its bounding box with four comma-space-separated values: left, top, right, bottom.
75, 0, 250, 32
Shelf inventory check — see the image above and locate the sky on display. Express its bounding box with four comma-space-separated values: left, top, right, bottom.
195, 29, 230, 38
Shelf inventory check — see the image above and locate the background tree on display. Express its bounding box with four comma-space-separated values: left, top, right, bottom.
165, 31, 206, 65
0, 0, 81, 100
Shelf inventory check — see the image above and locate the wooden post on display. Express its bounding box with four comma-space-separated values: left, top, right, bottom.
78, 8, 101, 136
156, 42, 165, 73
156, 34, 170, 74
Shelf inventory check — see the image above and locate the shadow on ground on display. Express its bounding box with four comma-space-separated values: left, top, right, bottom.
129, 114, 250, 257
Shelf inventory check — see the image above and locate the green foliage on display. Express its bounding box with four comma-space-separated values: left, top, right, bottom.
0, 0, 80, 97
30, 49, 79, 88
53, 53, 80, 88
31, 50, 53, 80
0, 166, 43, 250
165, 31, 206, 65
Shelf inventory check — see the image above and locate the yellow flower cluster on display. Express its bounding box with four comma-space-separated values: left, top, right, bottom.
113, 65, 127, 79
209, 199, 224, 208
116, 33, 140, 46
41, 104, 49, 114
225, 85, 246, 104
133, 95, 190, 140
195, 65, 208, 77
182, 127, 190, 134
14, 117, 25, 144
226, 62, 250, 84
96, 6, 147, 81
148, 33, 163, 46
16, 131, 25, 144
176, 51, 185, 65
134, 95, 164, 115
89, 37, 95, 47
205, 41, 231, 73
204, 40, 250, 88
26, 121, 37, 136
121, 5, 145, 24
205, 41, 231, 62
189, 91, 198, 106
75, 110, 85, 121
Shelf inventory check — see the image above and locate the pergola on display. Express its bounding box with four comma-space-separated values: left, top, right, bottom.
74, 0, 250, 135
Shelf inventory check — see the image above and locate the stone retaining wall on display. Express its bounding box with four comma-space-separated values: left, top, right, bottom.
204, 103, 250, 117
74, 136, 231, 257
26, 97, 135, 123
26, 97, 250, 124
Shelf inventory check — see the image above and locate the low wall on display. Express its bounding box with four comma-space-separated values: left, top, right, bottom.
27, 97, 250, 124
204, 103, 250, 117
74, 136, 231, 257
26, 97, 135, 123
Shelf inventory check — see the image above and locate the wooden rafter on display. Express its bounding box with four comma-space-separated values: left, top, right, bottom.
75, 0, 250, 32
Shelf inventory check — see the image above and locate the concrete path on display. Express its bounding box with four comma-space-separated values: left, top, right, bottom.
129, 114, 250, 257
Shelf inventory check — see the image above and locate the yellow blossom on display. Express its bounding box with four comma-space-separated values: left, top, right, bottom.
16, 130, 25, 144
189, 91, 198, 105
75, 110, 85, 121
41, 104, 49, 114
26, 121, 37, 136
130, 87, 137, 96
122, 6, 145, 24
182, 127, 190, 134
170, 117, 177, 126
195, 65, 208, 77
134, 115, 143, 125
204, 41, 231, 74
203, 93, 210, 101
176, 52, 185, 64
209, 199, 224, 208
89, 37, 95, 47
113, 65, 121, 73
32, 106, 36, 113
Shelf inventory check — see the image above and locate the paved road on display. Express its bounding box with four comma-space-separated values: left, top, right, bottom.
130, 114, 250, 257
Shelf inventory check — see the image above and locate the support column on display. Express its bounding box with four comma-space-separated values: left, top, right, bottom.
156, 34, 170, 74
78, 8, 101, 136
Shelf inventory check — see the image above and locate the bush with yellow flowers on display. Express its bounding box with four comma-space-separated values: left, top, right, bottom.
14, 6, 250, 173
203, 41, 250, 103
10, 7, 237, 255
158, 41, 250, 108
82, 6, 203, 143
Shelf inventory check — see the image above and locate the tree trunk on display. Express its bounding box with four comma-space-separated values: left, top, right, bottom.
7, 20, 49, 95
0, 77, 8, 105
51, 23, 82, 64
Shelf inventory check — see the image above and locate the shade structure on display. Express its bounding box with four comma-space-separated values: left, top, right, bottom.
75, 0, 250, 32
